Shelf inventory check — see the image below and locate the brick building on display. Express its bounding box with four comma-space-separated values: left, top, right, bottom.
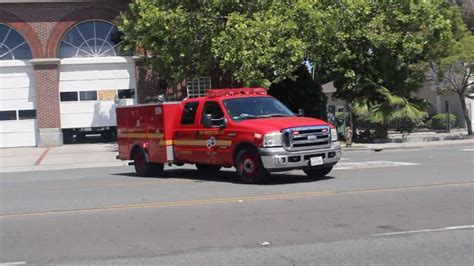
0, 0, 206, 148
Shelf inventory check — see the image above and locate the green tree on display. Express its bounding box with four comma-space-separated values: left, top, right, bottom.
306, 1, 453, 136
212, 1, 314, 87
117, 0, 271, 87
429, 35, 474, 135
118, 0, 318, 88
270, 65, 327, 119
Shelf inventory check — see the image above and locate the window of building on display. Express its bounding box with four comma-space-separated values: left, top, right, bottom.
60, 92, 78, 102
58, 20, 128, 58
79, 91, 97, 101
187, 77, 211, 98
0, 24, 33, 60
0, 110, 17, 121
18, 109, 36, 120
180, 102, 199, 125
118, 89, 135, 99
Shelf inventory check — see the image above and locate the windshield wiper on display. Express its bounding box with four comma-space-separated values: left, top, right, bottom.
257, 114, 292, 118
235, 114, 258, 120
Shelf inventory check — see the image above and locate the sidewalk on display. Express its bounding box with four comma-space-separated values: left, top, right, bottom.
1, 139, 473, 174
342, 138, 474, 151
0, 143, 127, 174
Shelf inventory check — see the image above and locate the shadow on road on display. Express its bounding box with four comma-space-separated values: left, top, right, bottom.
113, 168, 335, 185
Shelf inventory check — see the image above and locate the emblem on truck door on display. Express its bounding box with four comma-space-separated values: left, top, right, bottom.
206, 137, 216, 149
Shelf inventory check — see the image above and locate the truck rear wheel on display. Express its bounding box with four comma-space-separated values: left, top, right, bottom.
196, 164, 221, 175
303, 166, 333, 178
235, 148, 269, 184
133, 148, 164, 177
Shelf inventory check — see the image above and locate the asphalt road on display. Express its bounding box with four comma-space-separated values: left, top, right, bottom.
1, 144, 473, 265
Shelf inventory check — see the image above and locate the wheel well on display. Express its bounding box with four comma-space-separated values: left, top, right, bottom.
130, 145, 144, 160
233, 142, 258, 164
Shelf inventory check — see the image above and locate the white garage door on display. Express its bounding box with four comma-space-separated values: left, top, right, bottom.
0, 60, 37, 148
58, 57, 136, 129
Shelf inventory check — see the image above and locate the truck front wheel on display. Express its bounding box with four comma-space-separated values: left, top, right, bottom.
235, 148, 269, 184
303, 166, 333, 178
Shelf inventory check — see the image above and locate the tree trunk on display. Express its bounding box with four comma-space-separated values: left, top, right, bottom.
374, 123, 388, 139
459, 93, 473, 135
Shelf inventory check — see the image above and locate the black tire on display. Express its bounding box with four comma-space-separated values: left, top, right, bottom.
196, 164, 222, 175
133, 148, 153, 177
150, 162, 165, 176
303, 166, 333, 178
235, 148, 269, 184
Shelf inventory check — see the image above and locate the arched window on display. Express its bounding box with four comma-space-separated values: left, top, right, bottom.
58, 20, 126, 58
0, 24, 33, 60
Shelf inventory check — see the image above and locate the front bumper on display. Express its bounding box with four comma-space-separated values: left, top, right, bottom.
259, 142, 341, 172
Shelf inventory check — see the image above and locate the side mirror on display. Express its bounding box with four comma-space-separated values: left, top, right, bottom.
203, 114, 227, 128
220, 118, 227, 129
203, 114, 213, 128
297, 109, 305, 117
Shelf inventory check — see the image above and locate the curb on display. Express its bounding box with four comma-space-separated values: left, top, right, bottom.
342, 146, 423, 152
342, 138, 474, 152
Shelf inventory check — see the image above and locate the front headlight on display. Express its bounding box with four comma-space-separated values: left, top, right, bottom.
263, 132, 282, 147
331, 128, 338, 142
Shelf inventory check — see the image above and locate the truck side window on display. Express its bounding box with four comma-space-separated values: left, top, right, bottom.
181, 102, 199, 125
202, 101, 224, 127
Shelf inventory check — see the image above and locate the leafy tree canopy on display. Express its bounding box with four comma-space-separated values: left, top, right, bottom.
118, 0, 464, 133
117, 0, 272, 86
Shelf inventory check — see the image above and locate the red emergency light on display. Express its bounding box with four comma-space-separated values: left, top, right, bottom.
207, 88, 268, 98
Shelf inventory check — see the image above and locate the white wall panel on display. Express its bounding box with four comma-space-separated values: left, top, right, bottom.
0, 87, 31, 100
0, 99, 35, 110
59, 78, 133, 91
0, 61, 36, 148
58, 58, 136, 129
0, 120, 36, 147
0, 76, 31, 89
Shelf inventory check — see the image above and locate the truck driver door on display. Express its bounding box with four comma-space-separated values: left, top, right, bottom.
198, 101, 232, 165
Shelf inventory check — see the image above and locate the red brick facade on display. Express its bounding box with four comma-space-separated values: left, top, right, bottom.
33, 64, 61, 128
1, 0, 238, 146
0, 1, 129, 134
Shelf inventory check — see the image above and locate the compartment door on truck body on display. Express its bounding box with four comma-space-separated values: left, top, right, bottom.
147, 103, 180, 164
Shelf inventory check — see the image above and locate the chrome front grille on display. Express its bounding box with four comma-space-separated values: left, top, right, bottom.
282, 126, 331, 151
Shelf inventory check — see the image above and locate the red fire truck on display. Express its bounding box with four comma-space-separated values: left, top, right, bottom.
116, 88, 341, 183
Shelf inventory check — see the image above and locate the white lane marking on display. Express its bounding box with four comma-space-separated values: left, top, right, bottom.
372, 225, 474, 237
334, 161, 419, 170
0, 262, 27, 265
459, 148, 474, 151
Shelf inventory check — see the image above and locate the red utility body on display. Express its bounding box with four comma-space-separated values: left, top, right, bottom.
116, 103, 180, 163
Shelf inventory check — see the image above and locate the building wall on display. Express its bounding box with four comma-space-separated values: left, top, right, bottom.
415, 82, 467, 128
0, 1, 152, 147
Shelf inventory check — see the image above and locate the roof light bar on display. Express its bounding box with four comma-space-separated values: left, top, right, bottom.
207, 88, 267, 98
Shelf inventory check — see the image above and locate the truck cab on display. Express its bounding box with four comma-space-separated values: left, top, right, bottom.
116, 88, 341, 183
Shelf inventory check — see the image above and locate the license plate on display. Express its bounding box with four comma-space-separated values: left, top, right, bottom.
310, 156, 323, 166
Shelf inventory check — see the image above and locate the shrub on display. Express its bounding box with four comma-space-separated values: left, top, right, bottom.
427, 113, 456, 130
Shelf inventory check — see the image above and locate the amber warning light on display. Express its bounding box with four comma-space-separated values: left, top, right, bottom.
207, 88, 267, 98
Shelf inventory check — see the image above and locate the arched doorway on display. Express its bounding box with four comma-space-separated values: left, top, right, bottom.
0, 23, 37, 147
57, 20, 136, 143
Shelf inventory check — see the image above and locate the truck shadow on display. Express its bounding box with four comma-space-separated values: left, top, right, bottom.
114, 168, 335, 185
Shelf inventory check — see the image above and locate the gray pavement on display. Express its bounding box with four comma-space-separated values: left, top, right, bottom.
1, 144, 473, 264
0, 138, 473, 174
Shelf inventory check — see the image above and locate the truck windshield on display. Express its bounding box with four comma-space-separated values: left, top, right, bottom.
223, 97, 295, 121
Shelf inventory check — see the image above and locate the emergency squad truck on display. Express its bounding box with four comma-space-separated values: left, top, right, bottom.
116, 88, 341, 183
